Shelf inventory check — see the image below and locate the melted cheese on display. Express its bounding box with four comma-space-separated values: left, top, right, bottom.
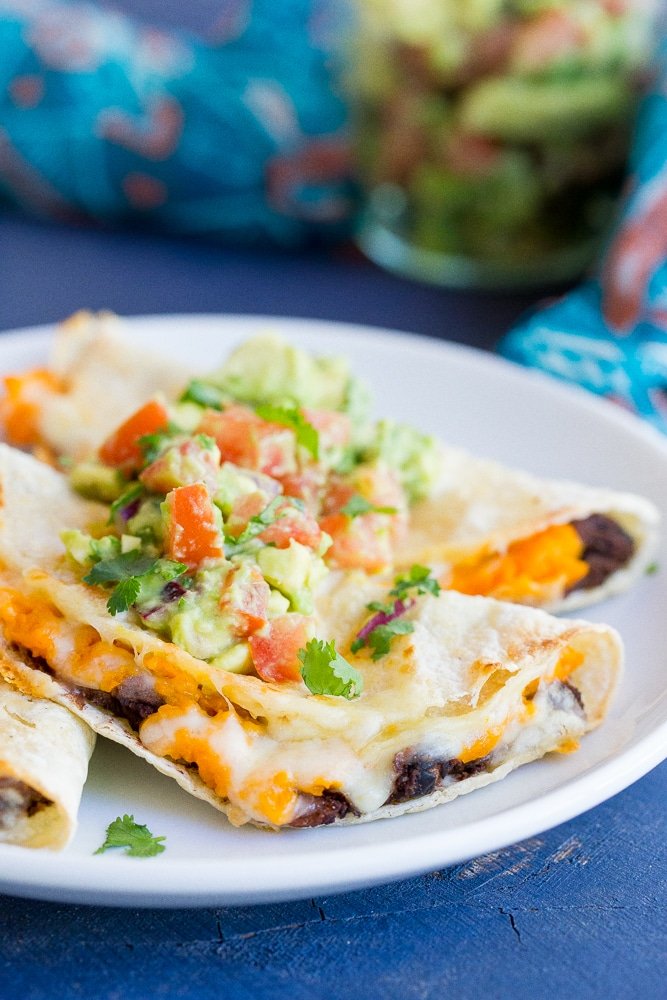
448, 524, 588, 604
0, 580, 597, 827
0, 589, 135, 691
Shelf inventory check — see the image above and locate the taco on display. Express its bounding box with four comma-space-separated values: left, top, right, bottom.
0, 444, 621, 829
395, 445, 659, 612
0, 676, 94, 849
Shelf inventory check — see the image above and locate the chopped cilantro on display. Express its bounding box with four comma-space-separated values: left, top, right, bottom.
225, 496, 303, 554
340, 494, 398, 519
351, 619, 414, 660
645, 562, 659, 575
179, 379, 228, 410
107, 578, 142, 615
298, 638, 363, 699
390, 564, 441, 600
94, 814, 166, 858
138, 422, 180, 466
255, 403, 319, 460
108, 483, 145, 525
366, 599, 395, 615
196, 433, 217, 451
84, 550, 157, 585
350, 566, 437, 660
84, 551, 187, 615
334, 447, 362, 476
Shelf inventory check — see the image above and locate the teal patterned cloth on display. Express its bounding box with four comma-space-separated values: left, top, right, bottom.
0, 0, 354, 245
500, 40, 667, 432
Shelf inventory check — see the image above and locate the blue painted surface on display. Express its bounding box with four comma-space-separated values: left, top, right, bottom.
0, 212, 665, 1000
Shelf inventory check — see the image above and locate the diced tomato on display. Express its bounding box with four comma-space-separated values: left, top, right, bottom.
259, 501, 323, 550
220, 565, 270, 636
319, 512, 395, 572
319, 464, 407, 571
323, 464, 407, 518
249, 615, 312, 683
225, 491, 269, 539
163, 482, 224, 567
303, 409, 352, 450
99, 399, 170, 471
198, 406, 296, 477
321, 475, 356, 516
280, 467, 325, 511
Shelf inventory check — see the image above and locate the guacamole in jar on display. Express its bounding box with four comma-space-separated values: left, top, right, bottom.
351, 0, 660, 287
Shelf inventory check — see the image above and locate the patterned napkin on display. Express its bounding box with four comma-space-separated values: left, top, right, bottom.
499, 41, 667, 432
0, 0, 353, 245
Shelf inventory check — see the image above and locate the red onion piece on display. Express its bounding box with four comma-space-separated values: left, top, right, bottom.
355, 597, 415, 643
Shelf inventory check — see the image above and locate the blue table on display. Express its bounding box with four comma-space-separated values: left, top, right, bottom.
0, 212, 665, 1000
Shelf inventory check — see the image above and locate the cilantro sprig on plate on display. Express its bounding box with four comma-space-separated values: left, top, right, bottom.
94, 814, 166, 858
298, 639, 363, 699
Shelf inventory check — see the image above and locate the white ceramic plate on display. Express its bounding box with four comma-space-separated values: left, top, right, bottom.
0, 315, 666, 908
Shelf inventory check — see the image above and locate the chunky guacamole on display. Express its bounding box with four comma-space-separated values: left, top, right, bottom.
63, 336, 441, 685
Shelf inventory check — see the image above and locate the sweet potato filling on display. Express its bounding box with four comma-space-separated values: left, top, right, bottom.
448, 524, 589, 602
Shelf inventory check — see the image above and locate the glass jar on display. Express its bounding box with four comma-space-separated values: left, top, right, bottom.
350, 0, 661, 289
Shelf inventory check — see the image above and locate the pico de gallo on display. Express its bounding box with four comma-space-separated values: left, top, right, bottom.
62, 349, 441, 689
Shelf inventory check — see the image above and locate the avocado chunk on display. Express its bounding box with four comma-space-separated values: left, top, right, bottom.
70, 462, 125, 502
209, 334, 371, 421
256, 541, 328, 615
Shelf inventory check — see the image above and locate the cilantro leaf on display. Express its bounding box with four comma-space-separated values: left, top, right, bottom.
84, 551, 187, 615
364, 620, 415, 660
225, 496, 303, 554
645, 562, 659, 575
179, 380, 228, 411
94, 814, 166, 858
340, 495, 398, 519
107, 578, 142, 615
255, 403, 319, 459
298, 639, 363, 699
366, 600, 395, 614
390, 564, 441, 600
138, 422, 180, 466
84, 550, 157, 586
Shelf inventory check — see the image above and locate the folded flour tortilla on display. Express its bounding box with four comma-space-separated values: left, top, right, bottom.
1, 311, 658, 613
395, 445, 660, 612
1, 311, 190, 461
0, 676, 95, 849
0, 444, 622, 829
